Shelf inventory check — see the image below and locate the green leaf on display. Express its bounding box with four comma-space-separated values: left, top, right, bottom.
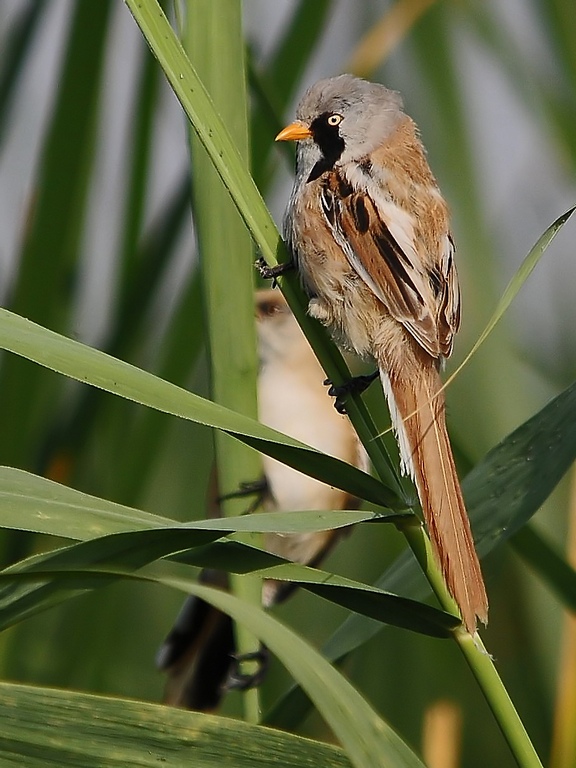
0, 464, 381, 541
0, 466, 172, 539
149, 579, 428, 768
0, 530, 221, 632
0, 681, 353, 768
511, 524, 576, 612
0, 466, 443, 640
0, 466, 395, 634
444, 206, 576, 389
0, 494, 451, 640
271, 571, 459, 638
0, 309, 400, 509
0, 577, 426, 768
466, 378, 576, 553
10, 554, 457, 639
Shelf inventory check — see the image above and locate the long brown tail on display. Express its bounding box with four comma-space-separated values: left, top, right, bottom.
379, 349, 488, 634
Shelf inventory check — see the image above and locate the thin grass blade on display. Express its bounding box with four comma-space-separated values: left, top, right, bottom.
443, 207, 575, 390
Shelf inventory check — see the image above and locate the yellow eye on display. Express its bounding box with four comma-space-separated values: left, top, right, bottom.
327, 113, 343, 126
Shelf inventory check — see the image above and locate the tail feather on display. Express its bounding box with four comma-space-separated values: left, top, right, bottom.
157, 570, 236, 711
380, 356, 488, 633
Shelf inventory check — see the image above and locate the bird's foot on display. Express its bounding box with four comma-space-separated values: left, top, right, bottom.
218, 477, 269, 514
255, 257, 294, 287
324, 370, 379, 414
225, 647, 270, 692
218, 477, 268, 501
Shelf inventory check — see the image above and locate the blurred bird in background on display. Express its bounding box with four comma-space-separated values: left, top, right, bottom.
157, 289, 368, 710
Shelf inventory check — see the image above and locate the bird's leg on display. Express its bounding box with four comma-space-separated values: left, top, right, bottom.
225, 645, 270, 692
324, 370, 379, 414
255, 256, 294, 287
218, 477, 269, 514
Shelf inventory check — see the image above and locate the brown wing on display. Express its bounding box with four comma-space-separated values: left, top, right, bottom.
319, 171, 459, 358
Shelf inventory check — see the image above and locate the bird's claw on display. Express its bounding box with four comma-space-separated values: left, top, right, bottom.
218, 478, 268, 503
255, 257, 294, 287
225, 647, 269, 692
218, 477, 269, 514
324, 370, 379, 414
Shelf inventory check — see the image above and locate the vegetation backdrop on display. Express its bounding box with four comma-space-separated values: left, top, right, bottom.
0, 1, 575, 767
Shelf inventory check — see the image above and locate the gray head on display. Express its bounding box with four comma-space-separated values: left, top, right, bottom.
278, 75, 405, 170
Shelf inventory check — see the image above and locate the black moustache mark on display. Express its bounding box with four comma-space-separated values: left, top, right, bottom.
308, 157, 335, 183
306, 112, 345, 183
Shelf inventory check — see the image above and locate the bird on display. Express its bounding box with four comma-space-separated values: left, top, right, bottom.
274, 74, 487, 634
157, 289, 368, 709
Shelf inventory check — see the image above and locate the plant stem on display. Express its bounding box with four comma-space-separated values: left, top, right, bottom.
184, 0, 261, 722
402, 523, 543, 768
458, 632, 544, 768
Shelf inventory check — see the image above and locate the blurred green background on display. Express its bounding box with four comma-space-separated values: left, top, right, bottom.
0, 1, 575, 766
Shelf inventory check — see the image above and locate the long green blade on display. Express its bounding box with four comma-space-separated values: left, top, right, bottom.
443, 206, 575, 390
0, 308, 399, 508
0, 577, 427, 768
0, 681, 353, 768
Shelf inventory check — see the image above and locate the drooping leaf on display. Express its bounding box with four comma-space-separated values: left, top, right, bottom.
0, 578, 427, 768
0, 310, 400, 509
0, 465, 381, 541
0, 501, 452, 639
0, 680, 353, 768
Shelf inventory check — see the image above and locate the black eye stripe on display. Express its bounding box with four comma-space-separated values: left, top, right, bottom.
307, 112, 345, 179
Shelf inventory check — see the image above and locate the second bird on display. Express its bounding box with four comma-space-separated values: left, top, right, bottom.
275, 74, 487, 634
158, 290, 367, 709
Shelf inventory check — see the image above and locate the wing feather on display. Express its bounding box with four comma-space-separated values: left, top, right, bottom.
319, 171, 459, 358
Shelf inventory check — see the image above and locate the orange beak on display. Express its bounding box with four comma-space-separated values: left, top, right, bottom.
275, 121, 312, 142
